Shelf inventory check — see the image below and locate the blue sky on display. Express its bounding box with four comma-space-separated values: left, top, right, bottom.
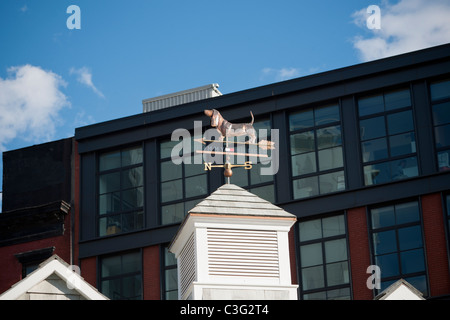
1, 0, 450, 211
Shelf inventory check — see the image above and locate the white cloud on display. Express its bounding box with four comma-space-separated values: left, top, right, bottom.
70, 67, 105, 98
352, 0, 450, 61
0, 65, 70, 151
261, 67, 301, 82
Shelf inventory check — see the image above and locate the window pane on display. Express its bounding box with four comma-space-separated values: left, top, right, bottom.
395, 202, 420, 224
375, 253, 399, 277
161, 180, 183, 203
293, 176, 319, 199
401, 249, 425, 274
303, 291, 326, 300
385, 89, 411, 111
316, 126, 341, 149
160, 140, 178, 159
162, 202, 184, 225
438, 150, 450, 171
164, 247, 177, 266
300, 243, 323, 267
122, 167, 143, 189
327, 287, 350, 300
161, 161, 182, 182
390, 157, 418, 181
318, 147, 343, 171
315, 105, 340, 126
373, 230, 397, 255
322, 215, 345, 237
122, 275, 141, 300
165, 268, 178, 291
122, 147, 143, 166
358, 94, 384, 116
432, 101, 450, 126
122, 187, 144, 209
291, 152, 317, 176
405, 275, 427, 296
319, 171, 345, 194
100, 151, 121, 171
185, 162, 205, 177
398, 226, 423, 251
360, 116, 386, 141
387, 110, 413, 135
185, 175, 207, 198
290, 131, 315, 155
361, 138, 388, 162
389, 133, 416, 157
435, 124, 450, 147
102, 278, 121, 300
99, 192, 121, 214
102, 256, 121, 277
122, 252, 141, 274
326, 261, 349, 286
302, 265, 324, 290
230, 166, 248, 187
99, 172, 121, 194
430, 79, 450, 101
299, 219, 322, 242
372, 206, 395, 229
364, 162, 390, 185
290, 109, 314, 131
249, 185, 275, 203
250, 162, 273, 185
99, 216, 122, 236
325, 239, 347, 263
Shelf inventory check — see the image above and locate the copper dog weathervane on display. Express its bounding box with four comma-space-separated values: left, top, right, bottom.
197, 109, 275, 182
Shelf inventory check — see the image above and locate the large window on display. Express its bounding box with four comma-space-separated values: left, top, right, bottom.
100, 251, 142, 300
229, 118, 276, 203
358, 88, 418, 186
289, 104, 345, 199
160, 138, 208, 225
369, 201, 428, 296
98, 146, 144, 236
297, 214, 351, 300
430, 79, 450, 171
162, 245, 178, 300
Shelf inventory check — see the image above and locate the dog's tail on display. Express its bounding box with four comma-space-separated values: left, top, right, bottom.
250, 111, 254, 125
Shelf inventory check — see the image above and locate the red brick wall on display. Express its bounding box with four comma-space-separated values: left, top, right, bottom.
288, 228, 298, 285
421, 193, 450, 297
347, 207, 373, 300
143, 245, 161, 300
80, 256, 97, 288
0, 219, 71, 294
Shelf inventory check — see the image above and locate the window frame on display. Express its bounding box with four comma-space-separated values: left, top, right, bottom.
288, 102, 346, 200
429, 78, 450, 172
99, 250, 143, 300
96, 144, 145, 237
296, 212, 351, 300
368, 199, 428, 297
159, 135, 209, 226
357, 87, 419, 186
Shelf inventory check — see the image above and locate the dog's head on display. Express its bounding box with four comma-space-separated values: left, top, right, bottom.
204, 109, 221, 127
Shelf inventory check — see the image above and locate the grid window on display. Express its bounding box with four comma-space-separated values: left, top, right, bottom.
369, 201, 428, 296
289, 104, 345, 200
430, 79, 450, 171
160, 137, 208, 225
100, 251, 142, 300
297, 214, 351, 300
358, 89, 419, 186
230, 118, 276, 203
98, 146, 144, 236
162, 245, 178, 300
446, 195, 450, 245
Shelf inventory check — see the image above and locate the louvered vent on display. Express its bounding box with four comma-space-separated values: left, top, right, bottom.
179, 233, 196, 297
207, 228, 279, 278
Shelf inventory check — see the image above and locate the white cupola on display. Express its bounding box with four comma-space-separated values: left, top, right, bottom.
169, 184, 298, 300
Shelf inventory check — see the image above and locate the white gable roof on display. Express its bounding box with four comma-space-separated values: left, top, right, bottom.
375, 279, 425, 300
0, 255, 108, 300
